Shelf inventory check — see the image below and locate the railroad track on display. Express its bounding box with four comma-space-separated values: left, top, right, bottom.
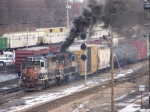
0, 86, 21, 95
0, 60, 148, 111
0, 78, 19, 88
23, 63, 149, 112
114, 65, 149, 83
0, 86, 22, 105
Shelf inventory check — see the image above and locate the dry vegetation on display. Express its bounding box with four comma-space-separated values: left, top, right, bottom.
0, 0, 85, 36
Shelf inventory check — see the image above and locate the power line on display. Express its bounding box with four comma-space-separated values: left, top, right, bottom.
0, 10, 146, 26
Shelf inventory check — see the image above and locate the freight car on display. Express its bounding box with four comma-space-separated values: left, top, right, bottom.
114, 44, 138, 67
69, 44, 110, 75
2, 31, 45, 52
19, 44, 111, 91
118, 38, 148, 60
0, 37, 7, 54
19, 41, 148, 91
0, 27, 67, 53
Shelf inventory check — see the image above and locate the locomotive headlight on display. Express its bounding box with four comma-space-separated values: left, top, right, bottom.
34, 67, 38, 70
35, 77, 38, 80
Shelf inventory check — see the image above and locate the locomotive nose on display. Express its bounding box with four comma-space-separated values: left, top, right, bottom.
23, 67, 39, 78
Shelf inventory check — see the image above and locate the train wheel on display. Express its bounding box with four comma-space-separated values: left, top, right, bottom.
133, 59, 138, 63
74, 73, 79, 80
44, 80, 49, 88
42, 81, 46, 89
123, 61, 127, 67
55, 78, 58, 86
65, 75, 69, 83
0, 51, 3, 54
120, 62, 123, 67
0, 62, 5, 68
57, 77, 64, 85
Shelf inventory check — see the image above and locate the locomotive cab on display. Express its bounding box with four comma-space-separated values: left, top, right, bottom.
20, 56, 47, 90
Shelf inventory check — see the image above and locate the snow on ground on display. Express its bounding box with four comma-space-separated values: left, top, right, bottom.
0, 84, 18, 90
115, 69, 133, 78
115, 64, 143, 79
5, 80, 101, 112
0, 73, 18, 82
0, 65, 144, 112
73, 101, 89, 112
118, 96, 149, 112
114, 90, 136, 101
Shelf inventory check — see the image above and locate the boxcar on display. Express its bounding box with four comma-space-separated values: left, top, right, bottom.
0, 37, 7, 54
69, 44, 110, 75
2, 31, 45, 51
43, 32, 66, 44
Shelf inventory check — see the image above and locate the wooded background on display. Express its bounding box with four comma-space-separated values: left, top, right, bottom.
0, 0, 85, 36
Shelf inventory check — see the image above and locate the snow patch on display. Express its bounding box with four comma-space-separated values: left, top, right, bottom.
73, 101, 89, 112
5, 81, 98, 112
0, 74, 18, 82
115, 90, 135, 101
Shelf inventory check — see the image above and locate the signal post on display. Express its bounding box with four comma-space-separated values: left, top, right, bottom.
80, 33, 87, 85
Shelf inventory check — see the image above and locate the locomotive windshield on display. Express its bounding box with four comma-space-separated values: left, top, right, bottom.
26, 61, 40, 66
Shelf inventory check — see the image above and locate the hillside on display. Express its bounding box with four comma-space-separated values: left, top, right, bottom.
0, 0, 85, 36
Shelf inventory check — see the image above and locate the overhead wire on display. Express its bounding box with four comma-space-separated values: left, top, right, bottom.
0, 10, 147, 26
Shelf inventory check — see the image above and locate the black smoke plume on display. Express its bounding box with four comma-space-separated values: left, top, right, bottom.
103, 0, 147, 38
60, 0, 147, 51
60, 0, 103, 51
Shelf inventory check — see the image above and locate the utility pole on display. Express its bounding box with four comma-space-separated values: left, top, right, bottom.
149, 32, 150, 109
143, 1, 150, 109
66, 0, 71, 34
84, 41, 87, 85
103, 30, 115, 112
67, 0, 69, 31
27, 27, 28, 48
110, 31, 114, 112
